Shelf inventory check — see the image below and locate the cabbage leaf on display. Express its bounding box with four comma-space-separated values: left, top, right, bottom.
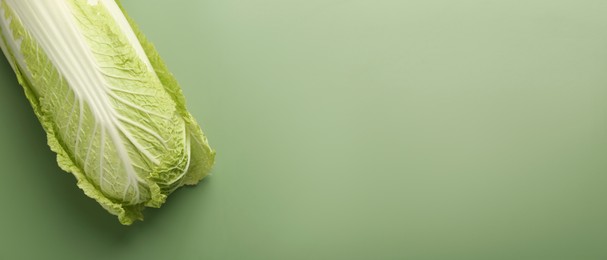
0, 0, 215, 225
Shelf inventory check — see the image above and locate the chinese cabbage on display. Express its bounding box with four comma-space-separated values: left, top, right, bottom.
0, 0, 215, 225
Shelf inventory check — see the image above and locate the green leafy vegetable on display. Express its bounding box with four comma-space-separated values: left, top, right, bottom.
0, 0, 215, 225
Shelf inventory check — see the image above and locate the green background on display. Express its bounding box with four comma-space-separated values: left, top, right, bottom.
1, 0, 607, 259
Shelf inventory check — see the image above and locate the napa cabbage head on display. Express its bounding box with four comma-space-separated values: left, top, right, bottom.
0, 0, 215, 225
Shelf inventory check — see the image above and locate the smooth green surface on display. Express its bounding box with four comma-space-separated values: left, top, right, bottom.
1, 0, 607, 259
